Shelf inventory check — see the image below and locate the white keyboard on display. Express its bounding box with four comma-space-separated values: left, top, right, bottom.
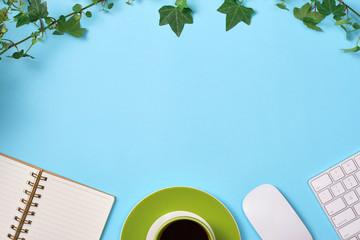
309, 152, 360, 240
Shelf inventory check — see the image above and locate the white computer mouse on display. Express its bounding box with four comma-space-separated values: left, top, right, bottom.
243, 184, 313, 240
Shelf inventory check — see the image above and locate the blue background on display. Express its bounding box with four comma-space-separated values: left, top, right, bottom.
1, 0, 360, 239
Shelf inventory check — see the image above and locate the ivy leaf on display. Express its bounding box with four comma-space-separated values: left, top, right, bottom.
276, 3, 289, 11
108, 3, 114, 9
316, 0, 345, 18
175, 0, 188, 12
303, 21, 322, 31
8, 50, 34, 59
44, 17, 52, 25
28, 0, 49, 22
335, 18, 352, 26
74, 14, 81, 21
353, 23, 360, 29
85, 11, 92, 18
56, 15, 85, 38
14, 13, 30, 27
343, 46, 360, 53
0, 23, 7, 38
72, 4, 82, 13
59, 15, 66, 22
159, 5, 193, 37
217, 0, 255, 31
0, 7, 10, 21
53, 30, 64, 35
294, 3, 324, 31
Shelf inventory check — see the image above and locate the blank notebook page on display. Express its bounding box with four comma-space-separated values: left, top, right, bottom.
0, 155, 39, 239
21, 171, 115, 240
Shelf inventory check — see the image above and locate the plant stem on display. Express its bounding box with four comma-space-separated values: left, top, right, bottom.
0, 1, 98, 56
39, 19, 44, 38
1, 38, 19, 51
63, 2, 96, 18
337, 0, 360, 18
0, 0, 15, 24
25, 41, 34, 54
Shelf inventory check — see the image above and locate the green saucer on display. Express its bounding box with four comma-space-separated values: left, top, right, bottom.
121, 187, 241, 240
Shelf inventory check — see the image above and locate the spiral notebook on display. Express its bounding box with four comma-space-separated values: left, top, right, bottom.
0, 153, 115, 240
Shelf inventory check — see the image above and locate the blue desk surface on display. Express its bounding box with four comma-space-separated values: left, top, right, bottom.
1, 0, 360, 239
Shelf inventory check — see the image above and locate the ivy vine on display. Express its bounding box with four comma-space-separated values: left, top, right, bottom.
286, 0, 360, 52
0, 0, 359, 61
0, 0, 114, 60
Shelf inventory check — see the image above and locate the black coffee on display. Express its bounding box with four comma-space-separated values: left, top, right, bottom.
159, 219, 209, 240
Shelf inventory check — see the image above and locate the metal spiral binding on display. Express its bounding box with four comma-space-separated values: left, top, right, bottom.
27, 180, 45, 190
7, 171, 47, 240
31, 172, 47, 181
7, 234, 25, 240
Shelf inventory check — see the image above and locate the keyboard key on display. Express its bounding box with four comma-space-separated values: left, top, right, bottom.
332, 208, 356, 227
343, 175, 358, 190
330, 167, 345, 181
311, 174, 332, 192
355, 154, 360, 167
356, 171, 360, 182
331, 183, 345, 197
339, 218, 360, 239
344, 191, 359, 205
310, 153, 360, 240
318, 189, 333, 203
343, 160, 357, 174
325, 198, 346, 215
354, 203, 360, 215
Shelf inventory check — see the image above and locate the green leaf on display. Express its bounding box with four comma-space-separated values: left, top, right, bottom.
0, 41, 10, 52
30, 31, 40, 38
0, 7, 10, 21
0, 23, 7, 38
28, 0, 49, 22
44, 17, 52, 25
159, 5, 193, 37
276, 3, 289, 11
58, 15, 64, 21
85, 11, 92, 18
72, 4, 82, 13
108, 3, 114, 9
217, 0, 255, 31
353, 23, 360, 29
74, 14, 81, 21
8, 50, 34, 59
333, 14, 342, 21
335, 18, 352, 26
343, 46, 360, 53
303, 21, 322, 31
16, 16, 30, 27
316, 0, 346, 18
56, 15, 85, 38
294, 3, 324, 31
53, 30, 64, 35
14, 13, 30, 27
11, 50, 25, 59
175, 0, 188, 12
